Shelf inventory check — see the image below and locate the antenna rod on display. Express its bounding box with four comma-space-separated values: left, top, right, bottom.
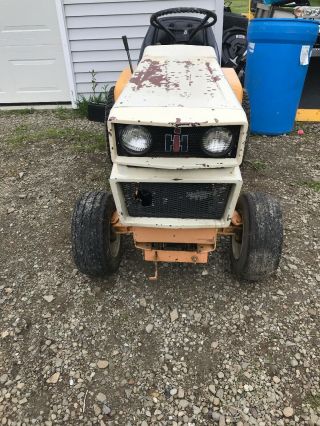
122, 35, 134, 74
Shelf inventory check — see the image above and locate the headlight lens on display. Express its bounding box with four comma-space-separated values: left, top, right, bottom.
201, 127, 233, 156
120, 125, 152, 155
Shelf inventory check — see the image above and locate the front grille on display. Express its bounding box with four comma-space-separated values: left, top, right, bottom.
115, 125, 240, 158
120, 182, 232, 219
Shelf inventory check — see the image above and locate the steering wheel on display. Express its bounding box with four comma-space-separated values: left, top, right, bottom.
150, 7, 217, 43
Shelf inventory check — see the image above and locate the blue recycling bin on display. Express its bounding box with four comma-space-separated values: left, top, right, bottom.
245, 19, 319, 135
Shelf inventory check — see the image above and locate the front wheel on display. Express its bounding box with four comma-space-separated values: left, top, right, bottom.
230, 192, 283, 281
71, 191, 122, 277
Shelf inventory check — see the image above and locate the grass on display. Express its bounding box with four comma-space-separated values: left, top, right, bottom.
247, 159, 267, 171
6, 125, 105, 152
229, 0, 250, 14
302, 180, 320, 192
53, 107, 80, 120
229, 0, 320, 14
304, 392, 320, 410
72, 132, 105, 153
0, 108, 35, 116
0, 107, 80, 120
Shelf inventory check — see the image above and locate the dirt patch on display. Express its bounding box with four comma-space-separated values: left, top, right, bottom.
0, 110, 319, 425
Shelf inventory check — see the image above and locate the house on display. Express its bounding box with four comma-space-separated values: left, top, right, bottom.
0, 0, 223, 107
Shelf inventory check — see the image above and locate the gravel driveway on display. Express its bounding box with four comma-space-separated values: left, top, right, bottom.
0, 110, 319, 425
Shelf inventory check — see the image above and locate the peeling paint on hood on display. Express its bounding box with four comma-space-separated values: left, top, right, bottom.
114, 45, 242, 111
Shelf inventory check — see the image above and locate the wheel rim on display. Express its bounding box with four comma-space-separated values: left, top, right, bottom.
109, 225, 120, 257
232, 222, 244, 260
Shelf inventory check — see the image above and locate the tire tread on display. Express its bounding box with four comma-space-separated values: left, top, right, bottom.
71, 191, 122, 277
231, 192, 283, 281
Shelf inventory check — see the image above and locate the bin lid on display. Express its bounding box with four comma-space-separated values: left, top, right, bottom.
248, 18, 319, 45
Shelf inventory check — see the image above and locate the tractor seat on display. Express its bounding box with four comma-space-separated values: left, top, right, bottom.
156, 18, 206, 45
139, 16, 219, 62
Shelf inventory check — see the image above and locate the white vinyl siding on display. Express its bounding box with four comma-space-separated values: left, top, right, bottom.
57, 0, 223, 104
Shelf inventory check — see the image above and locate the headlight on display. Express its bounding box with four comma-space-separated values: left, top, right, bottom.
201, 127, 233, 157
120, 125, 152, 155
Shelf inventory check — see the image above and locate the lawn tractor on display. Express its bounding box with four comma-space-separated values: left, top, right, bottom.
72, 7, 283, 281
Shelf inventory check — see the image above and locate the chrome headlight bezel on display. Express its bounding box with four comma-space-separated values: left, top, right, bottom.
201, 126, 234, 157
119, 125, 152, 156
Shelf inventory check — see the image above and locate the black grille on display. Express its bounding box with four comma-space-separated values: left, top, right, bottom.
115, 125, 240, 158
120, 182, 232, 219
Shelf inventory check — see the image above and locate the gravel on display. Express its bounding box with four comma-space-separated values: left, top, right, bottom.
0, 110, 319, 424
145, 324, 154, 334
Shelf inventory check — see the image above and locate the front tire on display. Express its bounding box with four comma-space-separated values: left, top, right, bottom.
230, 192, 283, 281
71, 191, 122, 277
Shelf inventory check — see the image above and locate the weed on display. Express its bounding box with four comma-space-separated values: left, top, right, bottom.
76, 90, 109, 118
302, 180, 320, 192
247, 159, 267, 171
91, 69, 98, 96
6, 125, 31, 145
304, 392, 320, 410
76, 96, 91, 119
75, 71, 110, 118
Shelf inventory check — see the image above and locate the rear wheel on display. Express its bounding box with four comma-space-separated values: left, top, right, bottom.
222, 25, 247, 78
230, 192, 283, 281
71, 191, 122, 277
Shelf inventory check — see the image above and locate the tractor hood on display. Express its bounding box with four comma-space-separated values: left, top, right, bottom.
110, 45, 246, 126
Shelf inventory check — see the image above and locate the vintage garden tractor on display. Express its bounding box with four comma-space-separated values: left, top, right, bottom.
71, 7, 283, 281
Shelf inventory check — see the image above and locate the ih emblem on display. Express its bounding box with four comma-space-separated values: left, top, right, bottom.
165, 128, 188, 153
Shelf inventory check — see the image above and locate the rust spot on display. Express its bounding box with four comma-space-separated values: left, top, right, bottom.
174, 60, 193, 87
130, 59, 179, 91
108, 116, 117, 121
170, 118, 209, 128
205, 62, 221, 83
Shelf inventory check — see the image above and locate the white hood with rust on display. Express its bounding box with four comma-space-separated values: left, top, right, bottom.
111, 45, 246, 126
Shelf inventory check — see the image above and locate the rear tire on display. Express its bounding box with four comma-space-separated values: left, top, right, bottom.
71, 191, 122, 277
230, 192, 283, 281
221, 25, 247, 74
